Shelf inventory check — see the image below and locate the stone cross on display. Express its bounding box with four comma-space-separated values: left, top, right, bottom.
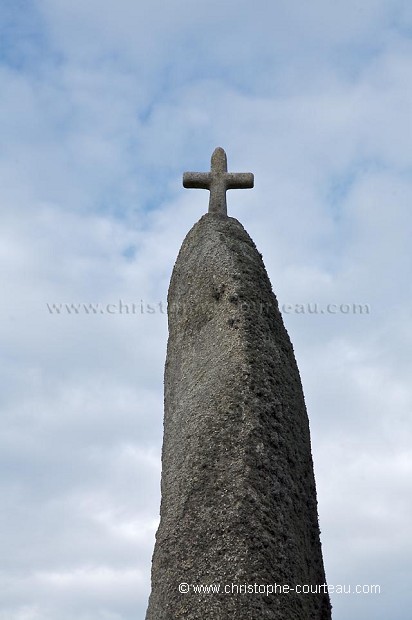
183, 147, 254, 215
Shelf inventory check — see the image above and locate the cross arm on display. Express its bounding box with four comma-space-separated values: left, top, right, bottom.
225, 172, 254, 190
183, 172, 211, 190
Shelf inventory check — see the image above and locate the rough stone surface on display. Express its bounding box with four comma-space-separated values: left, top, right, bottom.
146, 213, 331, 619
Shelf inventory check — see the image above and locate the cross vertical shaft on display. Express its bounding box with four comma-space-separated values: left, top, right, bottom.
183, 147, 254, 215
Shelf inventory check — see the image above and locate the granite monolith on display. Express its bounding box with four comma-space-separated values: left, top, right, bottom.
145, 149, 331, 619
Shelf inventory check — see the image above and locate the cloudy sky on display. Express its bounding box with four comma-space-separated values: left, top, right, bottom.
1, 1, 411, 618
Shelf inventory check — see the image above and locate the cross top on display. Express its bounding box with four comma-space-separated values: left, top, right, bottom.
183, 147, 254, 216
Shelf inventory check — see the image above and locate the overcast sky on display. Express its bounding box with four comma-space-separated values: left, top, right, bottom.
1, 1, 411, 619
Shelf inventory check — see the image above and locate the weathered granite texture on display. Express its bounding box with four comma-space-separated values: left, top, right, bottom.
146, 213, 331, 619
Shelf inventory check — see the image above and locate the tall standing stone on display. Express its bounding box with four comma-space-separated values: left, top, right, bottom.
146, 148, 331, 619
